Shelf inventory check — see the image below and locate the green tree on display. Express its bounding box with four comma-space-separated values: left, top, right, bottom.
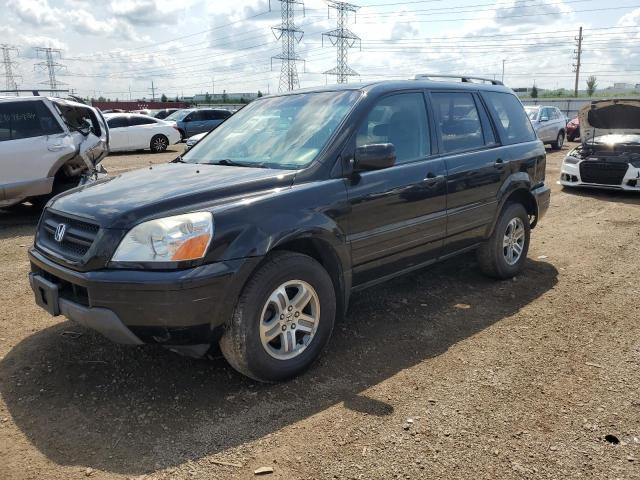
531, 85, 538, 98
160, 93, 168, 102
222, 90, 228, 103
97, 96, 106, 102
204, 93, 211, 104
257, 90, 263, 98
586, 76, 597, 97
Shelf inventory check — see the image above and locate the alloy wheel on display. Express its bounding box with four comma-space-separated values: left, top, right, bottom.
259, 280, 320, 360
503, 217, 525, 265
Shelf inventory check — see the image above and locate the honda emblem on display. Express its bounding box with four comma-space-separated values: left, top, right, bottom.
54, 223, 67, 243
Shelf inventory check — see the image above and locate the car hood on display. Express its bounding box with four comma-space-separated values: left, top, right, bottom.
49, 163, 296, 228
579, 99, 640, 144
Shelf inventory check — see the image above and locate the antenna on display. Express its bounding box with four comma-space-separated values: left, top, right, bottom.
271, 0, 305, 92
322, 1, 361, 83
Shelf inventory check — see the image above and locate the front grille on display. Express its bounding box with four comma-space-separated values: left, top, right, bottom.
580, 162, 628, 186
37, 210, 99, 262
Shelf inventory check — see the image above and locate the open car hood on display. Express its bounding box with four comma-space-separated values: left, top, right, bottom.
579, 99, 640, 145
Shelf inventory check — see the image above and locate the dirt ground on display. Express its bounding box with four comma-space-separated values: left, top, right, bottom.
1, 142, 639, 479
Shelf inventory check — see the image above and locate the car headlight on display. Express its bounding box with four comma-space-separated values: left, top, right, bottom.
112, 212, 213, 262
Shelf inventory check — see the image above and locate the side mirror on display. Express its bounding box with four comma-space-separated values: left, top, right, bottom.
539, 116, 549, 122
354, 143, 396, 171
183, 117, 192, 122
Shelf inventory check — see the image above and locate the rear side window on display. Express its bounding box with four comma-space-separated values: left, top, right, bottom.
188, 111, 206, 121
356, 92, 429, 164
0, 100, 62, 141
212, 110, 231, 120
130, 116, 157, 126
431, 92, 485, 153
481, 92, 536, 145
107, 117, 129, 128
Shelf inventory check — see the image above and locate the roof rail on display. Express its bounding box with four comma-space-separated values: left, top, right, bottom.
414, 74, 503, 86
0, 89, 70, 96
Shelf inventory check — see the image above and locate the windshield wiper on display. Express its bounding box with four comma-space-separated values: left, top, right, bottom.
204, 159, 268, 168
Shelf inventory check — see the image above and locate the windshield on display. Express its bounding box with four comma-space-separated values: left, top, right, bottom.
165, 110, 191, 121
524, 107, 539, 121
182, 90, 361, 169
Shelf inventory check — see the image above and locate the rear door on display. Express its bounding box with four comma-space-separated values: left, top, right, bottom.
0, 100, 67, 186
184, 110, 207, 136
106, 116, 130, 151
346, 91, 447, 286
429, 90, 505, 253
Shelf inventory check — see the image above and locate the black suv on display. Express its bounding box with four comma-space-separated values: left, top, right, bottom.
29, 79, 550, 382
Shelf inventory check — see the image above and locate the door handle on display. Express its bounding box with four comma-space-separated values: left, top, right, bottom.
424, 173, 444, 183
494, 158, 505, 168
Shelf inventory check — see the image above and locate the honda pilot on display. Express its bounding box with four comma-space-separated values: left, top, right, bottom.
29, 78, 550, 382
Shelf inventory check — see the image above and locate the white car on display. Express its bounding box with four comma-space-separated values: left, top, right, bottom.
560, 99, 640, 191
185, 131, 207, 151
0, 95, 108, 208
104, 113, 181, 153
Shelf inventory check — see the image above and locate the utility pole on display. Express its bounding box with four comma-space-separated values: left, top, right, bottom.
501, 59, 506, 84
323, 1, 361, 83
271, 0, 305, 92
573, 26, 583, 97
0, 44, 20, 94
34, 47, 65, 95
149, 80, 156, 101
212, 77, 215, 95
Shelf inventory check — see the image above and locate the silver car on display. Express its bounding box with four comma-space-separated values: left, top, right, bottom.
525, 106, 567, 150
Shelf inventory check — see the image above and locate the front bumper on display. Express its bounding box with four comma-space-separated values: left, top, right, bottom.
560, 161, 640, 191
29, 248, 261, 346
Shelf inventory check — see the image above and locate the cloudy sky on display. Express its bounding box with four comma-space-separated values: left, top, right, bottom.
1, 0, 639, 99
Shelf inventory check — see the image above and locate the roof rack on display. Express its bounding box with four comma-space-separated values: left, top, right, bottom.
0, 89, 70, 96
414, 74, 503, 86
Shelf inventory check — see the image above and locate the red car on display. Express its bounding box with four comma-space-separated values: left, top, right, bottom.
566, 116, 579, 141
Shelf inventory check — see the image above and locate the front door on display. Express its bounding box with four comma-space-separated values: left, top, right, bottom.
345, 92, 447, 287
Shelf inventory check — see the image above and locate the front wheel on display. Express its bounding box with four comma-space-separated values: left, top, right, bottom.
219, 251, 336, 382
477, 203, 531, 279
150, 134, 169, 153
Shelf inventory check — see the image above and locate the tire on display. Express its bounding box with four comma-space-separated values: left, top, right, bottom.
219, 251, 336, 382
477, 203, 531, 280
150, 134, 169, 153
551, 131, 565, 150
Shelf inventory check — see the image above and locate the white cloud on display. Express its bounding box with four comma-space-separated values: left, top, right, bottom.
618, 8, 640, 27
110, 0, 184, 26
7, 0, 61, 27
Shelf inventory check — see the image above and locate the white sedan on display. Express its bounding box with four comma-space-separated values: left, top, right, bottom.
104, 113, 181, 153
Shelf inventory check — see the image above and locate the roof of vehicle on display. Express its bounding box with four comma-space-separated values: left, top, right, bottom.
103, 112, 160, 120
0, 95, 91, 109
269, 79, 513, 98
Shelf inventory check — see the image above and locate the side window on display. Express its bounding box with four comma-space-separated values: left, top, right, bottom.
481, 92, 536, 145
356, 92, 429, 164
188, 111, 205, 121
0, 101, 62, 141
107, 117, 129, 128
431, 92, 485, 153
130, 116, 157, 126
213, 110, 231, 120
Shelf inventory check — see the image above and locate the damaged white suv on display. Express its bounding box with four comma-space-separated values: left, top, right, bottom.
0, 96, 109, 208
560, 99, 640, 191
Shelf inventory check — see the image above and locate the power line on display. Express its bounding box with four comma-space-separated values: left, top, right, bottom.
272, 0, 305, 92
34, 47, 66, 95
323, 1, 361, 83
0, 44, 21, 95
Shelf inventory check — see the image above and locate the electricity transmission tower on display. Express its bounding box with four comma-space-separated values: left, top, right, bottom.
1, 44, 21, 94
272, 0, 305, 92
322, 1, 361, 83
34, 47, 66, 95
572, 26, 583, 97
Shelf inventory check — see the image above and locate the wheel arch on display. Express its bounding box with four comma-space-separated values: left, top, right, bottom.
487, 175, 539, 237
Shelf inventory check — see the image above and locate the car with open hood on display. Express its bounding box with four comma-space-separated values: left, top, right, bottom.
560, 99, 640, 191
28, 78, 550, 382
0, 96, 109, 208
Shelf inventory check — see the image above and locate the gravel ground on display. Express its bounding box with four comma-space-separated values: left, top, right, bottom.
0, 142, 639, 479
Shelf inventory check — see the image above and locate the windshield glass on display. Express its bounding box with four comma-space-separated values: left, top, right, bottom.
165, 110, 191, 121
182, 90, 361, 169
524, 107, 539, 121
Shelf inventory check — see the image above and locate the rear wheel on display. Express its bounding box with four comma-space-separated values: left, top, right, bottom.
551, 131, 565, 150
477, 203, 530, 279
150, 134, 169, 153
219, 251, 336, 382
